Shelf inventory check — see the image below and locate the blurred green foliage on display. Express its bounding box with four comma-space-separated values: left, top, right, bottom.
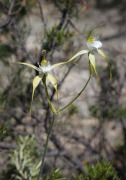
0, 135, 120, 180
0, 44, 14, 62
114, 143, 126, 178
89, 103, 126, 119
0, 0, 36, 18
89, 58, 126, 120
0, 122, 10, 142
47, 0, 82, 17
73, 158, 120, 180
68, 104, 79, 116
46, 168, 66, 180
1, 135, 41, 180
42, 24, 74, 51
0, 1, 125, 179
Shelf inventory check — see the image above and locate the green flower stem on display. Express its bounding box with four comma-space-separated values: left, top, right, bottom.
58, 74, 92, 113
37, 74, 91, 179
37, 113, 56, 180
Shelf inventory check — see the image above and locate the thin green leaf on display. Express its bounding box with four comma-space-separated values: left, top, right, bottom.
30, 75, 42, 115
87, 24, 105, 41
89, 53, 100, 85
47, 73, 59, 112
51, 50, 88, 69
13, 62, 40, 71
97, 49, 112, 80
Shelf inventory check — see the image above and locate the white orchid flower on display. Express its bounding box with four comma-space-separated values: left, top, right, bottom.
59, 24, 112, 85
86, 39, 102, 50
14, 50, 66, 115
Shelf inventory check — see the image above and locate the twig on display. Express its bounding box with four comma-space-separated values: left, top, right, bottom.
50, 128, 87, 174
68, 18, 82, 34
12, 23, 34, 63
37, 0, 47, 31
0, 0, 15, 29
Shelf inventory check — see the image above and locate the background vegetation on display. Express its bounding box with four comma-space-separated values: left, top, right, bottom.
0, 0, 126, 179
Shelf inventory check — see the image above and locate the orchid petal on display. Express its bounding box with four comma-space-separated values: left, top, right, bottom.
97, 49, 112, 80
42, 75, 56, 114
30, 75, 42, 115
89, 61, 93, 76
51, 50, 88, 69
47, 73, 59, 112
87, 40, 102, 50
87, 23, 104, 41
89, 53, 100, 85
13, 62, 40, 71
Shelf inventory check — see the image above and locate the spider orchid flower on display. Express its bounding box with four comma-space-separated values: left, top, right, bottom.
14, 50, 65, 115
86, 24, 112, 83
58, 24, 112, 85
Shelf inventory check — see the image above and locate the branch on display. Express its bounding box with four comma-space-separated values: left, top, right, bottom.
12, 23, 34, 63
50, 128, 87, 174
37, 0, 47, 31
0, 0, 15, 29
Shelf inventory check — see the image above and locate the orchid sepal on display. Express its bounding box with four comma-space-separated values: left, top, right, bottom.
47, 73, 59, 113
42, 75, 57, 114
88, 52, 100, 86
97, 49, 112, 80
13, 62, 40, 72
30, 75, 43, 115
51, 50, 89, 70
87, 23, 104, 41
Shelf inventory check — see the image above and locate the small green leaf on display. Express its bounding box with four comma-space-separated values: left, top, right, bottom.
51, 50, 88, 69
97, 49, 112, 80
30, 75, 42, 115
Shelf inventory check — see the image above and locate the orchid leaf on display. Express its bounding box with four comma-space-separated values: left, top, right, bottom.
97, 49, 112, 80
42, 75, 56, 114
51, 50, 88, 69
89, 53, 100, 85
13, 62, 40, 71
30, 75, 42, 115
47, 73, 59, 112
87, 24, 104, 41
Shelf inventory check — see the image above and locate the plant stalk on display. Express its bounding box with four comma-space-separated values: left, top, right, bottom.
59, 74, 92, 112
37, 74, 91, 179
37, 113, 56, 180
